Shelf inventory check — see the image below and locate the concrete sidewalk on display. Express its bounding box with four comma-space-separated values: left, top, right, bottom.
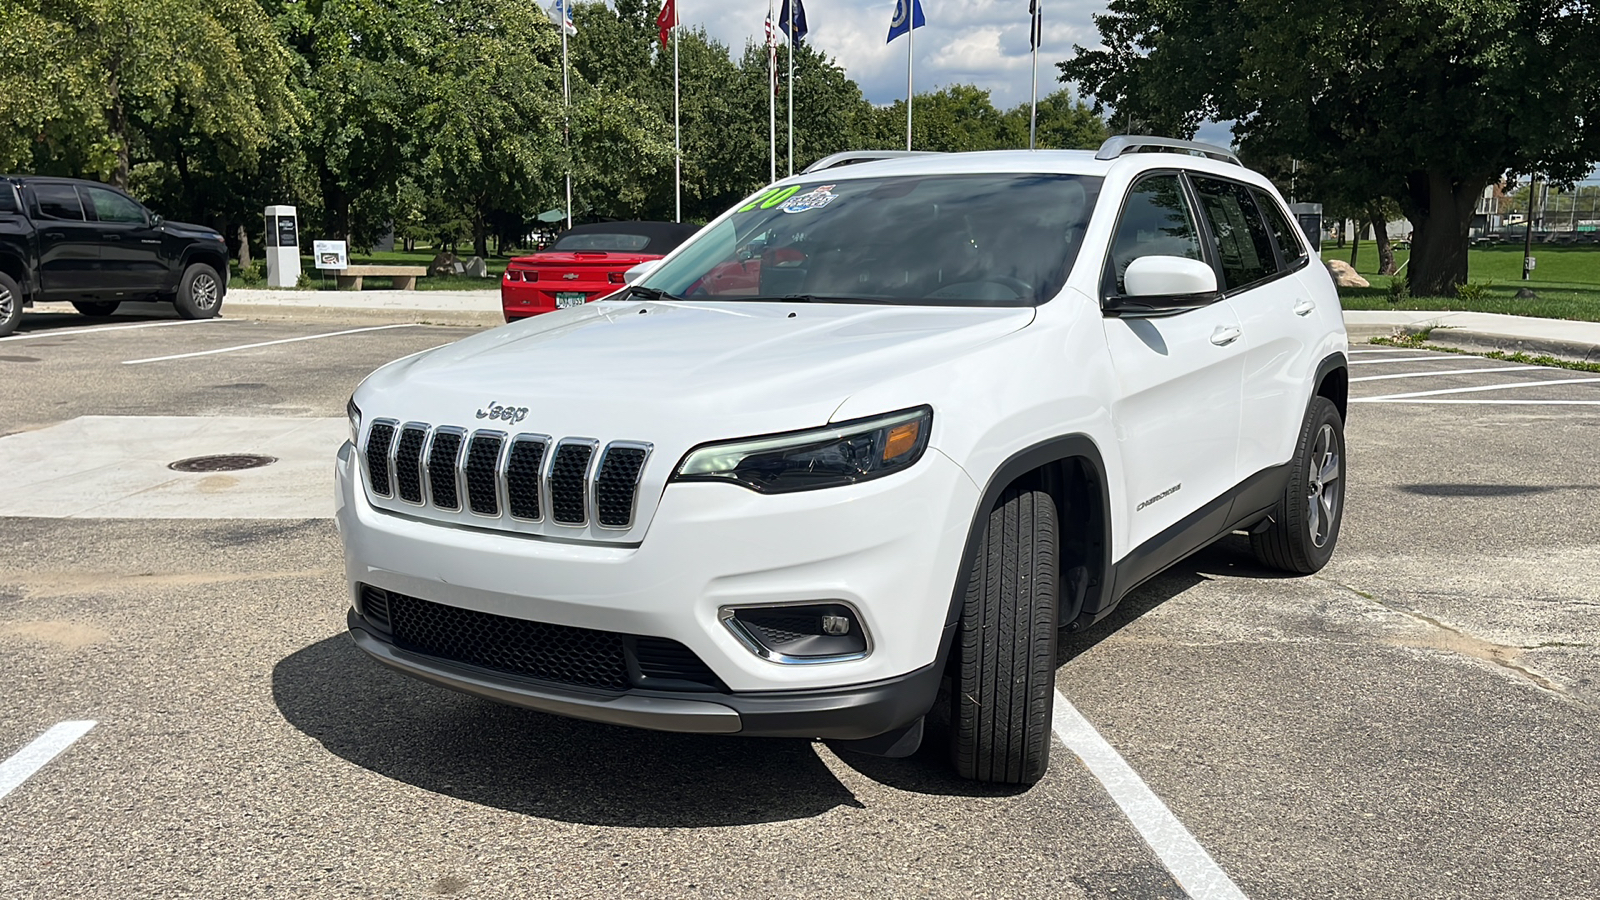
222, 288, 1600, 362
1343, 310, 1600, 362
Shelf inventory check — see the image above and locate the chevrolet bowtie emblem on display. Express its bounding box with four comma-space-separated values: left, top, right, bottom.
563, 272, 579, 280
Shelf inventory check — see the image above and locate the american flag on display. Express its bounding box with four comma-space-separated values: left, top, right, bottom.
766, 4, 779, 94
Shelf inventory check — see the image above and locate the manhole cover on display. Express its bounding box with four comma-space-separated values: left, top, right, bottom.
168, 454, 277, 472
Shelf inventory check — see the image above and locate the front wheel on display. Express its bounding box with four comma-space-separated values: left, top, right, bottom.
1250, 396, 1346, 574
0, 272, 20, 337
174, 264, 223, 319
950, 485, 1058, 784
72, 300, 121, 317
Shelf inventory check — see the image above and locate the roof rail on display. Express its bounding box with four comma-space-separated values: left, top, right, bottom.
800, 150, 940, 175
1094, 135, 1241, 166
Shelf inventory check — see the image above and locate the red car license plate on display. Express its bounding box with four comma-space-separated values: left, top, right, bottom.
556, 292, 587, 308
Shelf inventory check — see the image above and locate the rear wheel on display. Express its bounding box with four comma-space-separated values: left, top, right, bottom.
0, 272, 20, 337
1251, 397, 1345, 573
950, 485, 1058, 784
72, 300, 121, 317
174, 264, 223, 319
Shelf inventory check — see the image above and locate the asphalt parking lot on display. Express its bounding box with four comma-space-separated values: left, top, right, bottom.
2, 305, 1597, 899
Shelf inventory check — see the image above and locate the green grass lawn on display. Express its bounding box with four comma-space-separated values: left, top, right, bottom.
1323, 244, 1600, 321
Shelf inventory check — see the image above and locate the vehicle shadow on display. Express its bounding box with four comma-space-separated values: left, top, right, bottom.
271, 634, 865, 827
14, 302, 178, 334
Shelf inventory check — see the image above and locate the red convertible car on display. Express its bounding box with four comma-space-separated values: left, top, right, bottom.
501, 221, 699, 321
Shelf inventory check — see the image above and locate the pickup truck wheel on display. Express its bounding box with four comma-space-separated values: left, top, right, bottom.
950, 485, 1058, 784
1250, 397, 1345, 574
174, 264, 223, 319
72, 301, 121, 317
0, 273, 19, 337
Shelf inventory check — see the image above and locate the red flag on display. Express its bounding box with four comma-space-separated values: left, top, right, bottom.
656, 0, 676, 47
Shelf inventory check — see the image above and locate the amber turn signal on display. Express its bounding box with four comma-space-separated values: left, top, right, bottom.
883, 420, 921, 462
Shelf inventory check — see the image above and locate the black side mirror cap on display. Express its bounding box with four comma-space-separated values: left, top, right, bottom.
1102, 291, 1223, 318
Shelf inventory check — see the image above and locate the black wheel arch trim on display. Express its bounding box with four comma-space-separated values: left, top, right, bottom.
179, 249, 231, 295
1314, 350, 1349, 420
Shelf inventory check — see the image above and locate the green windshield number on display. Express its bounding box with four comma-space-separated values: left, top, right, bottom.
738, 186, 802, 213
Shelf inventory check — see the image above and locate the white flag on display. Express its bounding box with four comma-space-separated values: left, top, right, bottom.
547, 0, 577, 36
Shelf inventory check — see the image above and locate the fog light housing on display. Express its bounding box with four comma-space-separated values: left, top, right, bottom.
721, 603, 870, 663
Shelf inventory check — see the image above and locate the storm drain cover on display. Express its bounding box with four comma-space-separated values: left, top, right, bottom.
168, 454, 278, 472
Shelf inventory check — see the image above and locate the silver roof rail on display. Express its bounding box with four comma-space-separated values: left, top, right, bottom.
1095, 135, 1241, 166
800, 150, 941, 175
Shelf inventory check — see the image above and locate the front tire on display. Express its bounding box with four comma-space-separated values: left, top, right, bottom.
951, 485, 1058, 784
72, 300, 121, 317
1251, 397, 1346, 574
174, 264, 223, 319
0, 272, 20, 337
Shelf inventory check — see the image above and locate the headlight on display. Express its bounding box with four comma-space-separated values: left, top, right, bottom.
346, 395, 362, 446
672, 406, 932, 494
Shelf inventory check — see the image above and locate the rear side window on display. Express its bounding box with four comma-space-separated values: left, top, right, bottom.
82, 186, 147, 224
1190, 176, 1278, 289
0, 184, 18, 214
33, 183, 85, 221
1253, 188, 1307, 267
1103, 173, 1204, 296
550, 232, 652, 252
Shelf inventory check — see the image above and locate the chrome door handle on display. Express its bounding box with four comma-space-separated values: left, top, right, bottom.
1210, 325, 1242, 346
1293, 298, 1315, 316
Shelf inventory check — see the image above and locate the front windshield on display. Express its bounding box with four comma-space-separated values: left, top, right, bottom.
642, 173, 1102, 306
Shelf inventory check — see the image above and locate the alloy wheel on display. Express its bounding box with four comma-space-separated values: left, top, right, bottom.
1305, 423, 1341, 548
193, 273, 219, 310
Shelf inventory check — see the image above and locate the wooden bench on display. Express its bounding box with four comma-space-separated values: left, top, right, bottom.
335, 265, 428, 290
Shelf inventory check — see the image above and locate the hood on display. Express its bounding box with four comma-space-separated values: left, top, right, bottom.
357, 299, 1033, 444
162, 220, 223, 240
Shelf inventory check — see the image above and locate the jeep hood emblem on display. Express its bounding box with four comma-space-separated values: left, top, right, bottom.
476, 401, 529, 424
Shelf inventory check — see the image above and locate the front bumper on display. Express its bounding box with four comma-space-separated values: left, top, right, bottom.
349, 609, 952, 738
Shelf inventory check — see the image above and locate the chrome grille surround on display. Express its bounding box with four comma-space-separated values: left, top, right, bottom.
358, 420, 652, 537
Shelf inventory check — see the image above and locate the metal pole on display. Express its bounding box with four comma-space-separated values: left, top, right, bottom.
673, 14, 680, 223
768, 0, 776, 183
562, 13, 571, 230
905, 18, 913, 151
787, 5, 794, 176
1029, 1, 1039, 149
1522, 176, 1537, 281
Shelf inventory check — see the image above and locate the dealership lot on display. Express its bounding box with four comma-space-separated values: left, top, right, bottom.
1, 308, 1596, 899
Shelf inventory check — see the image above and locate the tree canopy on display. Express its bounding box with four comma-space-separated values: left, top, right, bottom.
1060, 0, 1600, 294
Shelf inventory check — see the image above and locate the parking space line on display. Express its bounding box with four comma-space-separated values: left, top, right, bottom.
1054, 692, 1248, 900
0, 720, 96, 801
122, 323, 421, 364
1350, 347, 1433, 354
1355, 377, 1600, 402
0, 319, 233, 342
1354, 398, 1600, 405
1351, 356, 1481, 365
1351, 365, 1546, 383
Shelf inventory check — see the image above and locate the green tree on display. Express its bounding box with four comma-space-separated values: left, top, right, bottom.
1002, 90, 1108, 150
1060, 0, 1600, 295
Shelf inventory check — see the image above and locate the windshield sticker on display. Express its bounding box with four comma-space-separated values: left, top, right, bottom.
781, 185, 839, 214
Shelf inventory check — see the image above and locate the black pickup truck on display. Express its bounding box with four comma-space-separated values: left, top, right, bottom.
0, 175, 232, 336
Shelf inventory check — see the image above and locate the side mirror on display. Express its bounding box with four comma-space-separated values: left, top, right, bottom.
623, 260, 660, 284
149, 213, 163, 228
1105, 255, 1221, 317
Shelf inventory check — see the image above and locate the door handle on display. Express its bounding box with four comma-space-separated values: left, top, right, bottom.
102, 233, 121, 241
1293, 298, 1315, 316
43, 231, 65, 240
1210, 325, 1242, 347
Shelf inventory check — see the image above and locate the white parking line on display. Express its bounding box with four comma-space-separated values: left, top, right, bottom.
1354, 399, 1600, 405
1350, 355, 1481, 365
0, 319, 233, 342
1354, 377, 1600, 402
0, 720, 96, 801
1351, 365, 1546, 383
122, 323, 421, 364
1054, 692, 1247, 900
1350, 347, 1434, 354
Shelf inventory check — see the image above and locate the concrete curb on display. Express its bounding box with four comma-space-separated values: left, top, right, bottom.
225, 303, 502, 328
1423, 329, 1600, 364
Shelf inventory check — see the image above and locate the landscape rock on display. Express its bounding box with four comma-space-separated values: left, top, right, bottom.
429, 251, 457, 276
1515, 287, 1538, 299
463, 255, 490, 278
1325, 259, 1370, 288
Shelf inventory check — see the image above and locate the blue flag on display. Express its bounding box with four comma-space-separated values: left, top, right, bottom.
886, 0, 925, 43
779, 0, 808, 43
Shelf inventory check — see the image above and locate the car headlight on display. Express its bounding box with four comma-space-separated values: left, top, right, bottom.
347, 395, 362, 447
672, 406, 932, 494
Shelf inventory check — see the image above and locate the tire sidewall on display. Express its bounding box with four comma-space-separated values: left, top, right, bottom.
0, 272, 21, 337
1286, 398, 1345, 570
175, 263, 223, 319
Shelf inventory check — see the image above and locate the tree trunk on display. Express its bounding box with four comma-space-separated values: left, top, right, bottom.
1403, 170, 1486, 297
107, 78, 132, 189
1349, 222, 1361, 268
472, 208, 489, 260
1369, 207, 1396, 276
237, 225, 252, 270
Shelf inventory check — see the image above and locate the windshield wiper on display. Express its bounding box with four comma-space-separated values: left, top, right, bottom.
628, 285, 684, 302
726, 294, 894, 304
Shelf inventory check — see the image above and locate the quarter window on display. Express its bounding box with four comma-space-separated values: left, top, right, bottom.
0, 184, 18, 214
1103, 173, 1204, 296
1253, 188, 1307, 267
83, 187, 147, 225
1191, 176, 1279, 289
33, 183, 85, 221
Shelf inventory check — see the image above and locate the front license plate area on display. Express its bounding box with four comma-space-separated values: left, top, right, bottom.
556, 292, 587, 308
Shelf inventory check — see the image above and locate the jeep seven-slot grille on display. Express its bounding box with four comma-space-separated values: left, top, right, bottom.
359, 585, 723, 692
360, 421, 649, 532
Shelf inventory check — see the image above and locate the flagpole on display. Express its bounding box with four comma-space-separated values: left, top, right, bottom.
562, 8, 572, 229
787, 3, 794, 176
1029, 2, 1039, 150
768, 1, 776, 183
673, 11, 681, 223
905, 15, 913, 151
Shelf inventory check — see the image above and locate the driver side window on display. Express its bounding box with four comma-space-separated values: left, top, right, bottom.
1102, 173, 1204, 296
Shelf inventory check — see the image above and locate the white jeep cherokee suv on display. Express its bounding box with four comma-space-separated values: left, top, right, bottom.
337, 137, 1348, 784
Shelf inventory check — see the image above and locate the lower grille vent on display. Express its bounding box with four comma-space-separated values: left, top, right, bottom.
360, 584, 391, 630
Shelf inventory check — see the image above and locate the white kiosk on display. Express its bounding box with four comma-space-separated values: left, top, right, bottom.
264, 204, 301, 288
